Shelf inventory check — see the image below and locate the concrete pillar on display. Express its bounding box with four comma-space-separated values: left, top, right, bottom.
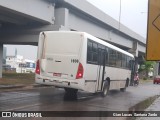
128, 41, 138, 57
55, 8, 69, 29
0, 44, 3, 78
128, 41, 139, 86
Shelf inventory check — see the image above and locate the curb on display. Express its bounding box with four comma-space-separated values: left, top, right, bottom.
136, 96, 160, 120
0, 84, 25, 89
0, 84, 51, 90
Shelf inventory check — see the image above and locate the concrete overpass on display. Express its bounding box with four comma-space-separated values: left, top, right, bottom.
0, 0, 146, 78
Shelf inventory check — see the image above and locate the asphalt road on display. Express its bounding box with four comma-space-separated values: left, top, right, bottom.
0, 82, 160, 120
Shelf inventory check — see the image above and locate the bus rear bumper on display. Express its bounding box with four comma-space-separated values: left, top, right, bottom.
35, 75, 85, 90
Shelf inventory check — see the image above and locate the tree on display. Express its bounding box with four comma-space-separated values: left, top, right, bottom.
138, 61, 155, 78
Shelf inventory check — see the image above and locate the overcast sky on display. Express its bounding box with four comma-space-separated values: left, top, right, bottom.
4, 0, 148, 61
87, 0, 148, 37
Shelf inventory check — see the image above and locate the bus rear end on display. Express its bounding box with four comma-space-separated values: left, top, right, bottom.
35, 31, 85, 90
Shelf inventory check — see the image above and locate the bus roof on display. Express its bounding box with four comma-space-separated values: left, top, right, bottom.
42, 31, 134, 58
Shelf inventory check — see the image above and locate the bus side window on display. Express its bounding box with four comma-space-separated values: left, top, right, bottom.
92, 42, 98, 52
88, 40, 92, 52
105, 47, 109, 65
92, 42, 98, 63
122, 54, 127, 68
87, 40, 98, 64
109, 49, 116, 66
87, 40, 92, 62
98, 44, 105, 50
97, 44, 106, 65
126, 56, 130, 69
116, 52, 122, 67
128, 57, 133, 70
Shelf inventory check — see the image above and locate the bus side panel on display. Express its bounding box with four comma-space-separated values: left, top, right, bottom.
84, 64, 98, 93
104, 67, 131, 90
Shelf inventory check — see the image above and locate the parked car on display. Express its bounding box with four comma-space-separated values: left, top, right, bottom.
153, 76, 160, 84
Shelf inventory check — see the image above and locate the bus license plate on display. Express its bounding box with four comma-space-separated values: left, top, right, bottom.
53, 73, 61, 77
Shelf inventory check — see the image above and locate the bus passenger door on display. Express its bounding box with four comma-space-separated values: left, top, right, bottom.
130, 60, 136, 86
96, 48, 106, 91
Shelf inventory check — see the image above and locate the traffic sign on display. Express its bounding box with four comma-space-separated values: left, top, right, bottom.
146, 0, 160, 60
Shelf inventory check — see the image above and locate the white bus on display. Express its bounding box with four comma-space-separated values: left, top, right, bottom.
35, 31, 134, 97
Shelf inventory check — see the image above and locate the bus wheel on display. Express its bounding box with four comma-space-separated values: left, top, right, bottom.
120, 85, 127, 92
101, 81, 109, 97
64, 88, 78, 100
64, 88, 78, 93
120, 79, 128, 92
120, 87, 126, 92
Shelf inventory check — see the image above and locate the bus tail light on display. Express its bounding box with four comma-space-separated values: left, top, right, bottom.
76, 63, 84, 79
35, 59, 40, 75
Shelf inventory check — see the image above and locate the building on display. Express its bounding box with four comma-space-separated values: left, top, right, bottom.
6, 55, 35, 73
24, 59, 36, 73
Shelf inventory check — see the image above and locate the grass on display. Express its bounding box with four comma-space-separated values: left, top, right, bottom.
0, 73, 35, 85
139, 79, 153, 84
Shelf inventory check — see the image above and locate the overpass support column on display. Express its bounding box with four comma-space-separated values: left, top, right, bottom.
128, 41, 139, 86
55, 8, 69, 30
129, 41, 138, 57
0, 44, 3, 78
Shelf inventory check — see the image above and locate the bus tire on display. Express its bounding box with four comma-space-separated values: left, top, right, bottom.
101, 81, 109, 97
64, 88, 78, 100
120, 79, 128, 92
126, 78, 129, 87
120, 87, 126, 92
64, 88, 78, 94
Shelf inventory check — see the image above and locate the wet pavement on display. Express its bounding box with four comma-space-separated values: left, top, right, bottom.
0, 82, 160, 120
